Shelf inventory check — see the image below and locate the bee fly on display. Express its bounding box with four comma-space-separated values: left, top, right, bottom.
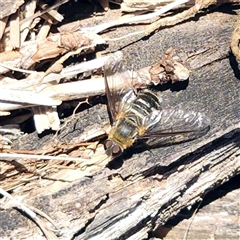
104, 52, 210, 158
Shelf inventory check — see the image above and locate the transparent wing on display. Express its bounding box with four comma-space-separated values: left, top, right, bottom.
139, 108, 210, 146
104, 52, 136, 123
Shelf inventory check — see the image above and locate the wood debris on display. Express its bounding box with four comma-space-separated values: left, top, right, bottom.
149, 47, 189, 84
0, 0, 237, 134
0, 1, 239, 239
0, 46, 188, 133
0, 187, 60, 239
0, 31, 94, 74
120, 0, 189, 12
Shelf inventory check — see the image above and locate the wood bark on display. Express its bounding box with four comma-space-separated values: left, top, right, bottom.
0, 3, 240, 240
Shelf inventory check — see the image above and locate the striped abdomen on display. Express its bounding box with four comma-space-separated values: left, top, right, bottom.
108, 89, 161, 149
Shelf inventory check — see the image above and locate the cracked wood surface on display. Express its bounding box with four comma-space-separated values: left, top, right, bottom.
0, 4, 240, 240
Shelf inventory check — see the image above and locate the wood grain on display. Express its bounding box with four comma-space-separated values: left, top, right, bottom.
0, 3, 239, 240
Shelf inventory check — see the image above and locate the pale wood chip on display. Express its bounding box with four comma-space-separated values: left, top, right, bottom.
20, 0, 37, 44
32, 106, 60, 134
9, 10, 20, 49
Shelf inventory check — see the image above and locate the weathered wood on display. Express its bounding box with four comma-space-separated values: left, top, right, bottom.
0, 3, 240, 240
156, 175, 240, 239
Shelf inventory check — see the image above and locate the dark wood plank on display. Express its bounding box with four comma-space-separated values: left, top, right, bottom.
0, 3, 240, 240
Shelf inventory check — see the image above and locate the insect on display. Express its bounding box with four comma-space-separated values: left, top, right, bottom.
104, 52, 210, 158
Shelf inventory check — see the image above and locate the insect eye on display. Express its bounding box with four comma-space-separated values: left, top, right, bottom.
112, 145, 122, 157
104, 140, 123, 157
104, 140, 113, 150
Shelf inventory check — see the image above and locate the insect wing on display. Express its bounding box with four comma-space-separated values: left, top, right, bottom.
140, 108, 210, 146
104, 52, 136, 123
